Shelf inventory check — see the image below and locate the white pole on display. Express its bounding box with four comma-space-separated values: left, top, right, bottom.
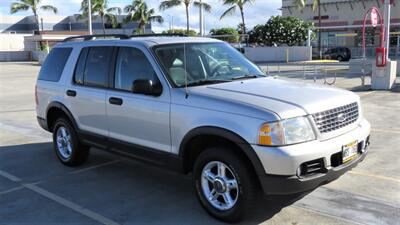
383, 0, 391, 60
199, 0, 203, 36
171, 16, 174, 32
88, 0, 93, 35
307, 29, 311, 46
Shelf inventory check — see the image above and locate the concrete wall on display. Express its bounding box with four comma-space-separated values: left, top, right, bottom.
244, 46, 312, 63
0, 34, 33, 51
0, 51, 31, 61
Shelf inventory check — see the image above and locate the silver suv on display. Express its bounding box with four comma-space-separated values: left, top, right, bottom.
36, 34, 370, 222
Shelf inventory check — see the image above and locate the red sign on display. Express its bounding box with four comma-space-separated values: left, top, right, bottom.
371, 9, 379, 27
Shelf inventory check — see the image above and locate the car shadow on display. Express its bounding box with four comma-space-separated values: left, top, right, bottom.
0, 142, 308, 225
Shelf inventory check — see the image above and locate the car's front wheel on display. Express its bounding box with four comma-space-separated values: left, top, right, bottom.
193, 147, 258, 222
53, 117, 89, 166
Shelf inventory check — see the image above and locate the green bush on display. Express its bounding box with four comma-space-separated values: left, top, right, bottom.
162, 29, 197, 36
209, 28, 240, 43
248, 16, 314, 46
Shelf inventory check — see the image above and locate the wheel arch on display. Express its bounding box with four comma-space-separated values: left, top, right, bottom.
179, 126, 265, 177
46, 101, 78, 132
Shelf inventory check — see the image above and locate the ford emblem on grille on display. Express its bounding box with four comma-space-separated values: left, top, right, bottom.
337, 113, 346, 122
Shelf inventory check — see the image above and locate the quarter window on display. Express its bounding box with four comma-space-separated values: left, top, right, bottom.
38, 47, 72, 82
114, 47, 158, 91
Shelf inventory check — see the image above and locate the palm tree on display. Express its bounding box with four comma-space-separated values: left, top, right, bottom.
124, 0, 163, 34
159, 0, 211, 35
293, 0, 321, 58
80, 0, 122, 35
10, 0, 58, 31
220, 0, 253, 35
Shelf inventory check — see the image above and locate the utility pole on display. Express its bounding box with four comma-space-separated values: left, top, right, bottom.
383, 0, 391, 60
88, 0, 93, 35
199, 0, 204, 36
318, 0, 322, 59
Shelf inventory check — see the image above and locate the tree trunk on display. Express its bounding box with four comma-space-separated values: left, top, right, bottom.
318, 0, 322, 59
240, 5, 246, 44
33, 11, 43, 50
185, 4, 189, 35
101, 15, 106, 35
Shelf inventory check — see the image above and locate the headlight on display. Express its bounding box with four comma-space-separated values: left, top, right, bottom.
258, 117, 315, 146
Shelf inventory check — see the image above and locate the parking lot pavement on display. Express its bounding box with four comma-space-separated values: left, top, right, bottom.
1, 62, 399, 225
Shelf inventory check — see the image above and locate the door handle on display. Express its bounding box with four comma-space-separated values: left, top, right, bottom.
66, 90, 77, 97
109, 97, 123, 105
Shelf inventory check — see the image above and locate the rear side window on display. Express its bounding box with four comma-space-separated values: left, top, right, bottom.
74, 46, 113, 88
38, 48, 72, 82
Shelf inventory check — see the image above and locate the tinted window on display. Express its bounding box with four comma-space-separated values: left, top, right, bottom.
38, 48, 72, 82
83, 47, 113, 87
114, 47, 158, 91
74, 48, 88, 85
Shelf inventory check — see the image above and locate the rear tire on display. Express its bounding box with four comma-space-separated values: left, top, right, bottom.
193, 147, 259, 223
52, 117, 89, 166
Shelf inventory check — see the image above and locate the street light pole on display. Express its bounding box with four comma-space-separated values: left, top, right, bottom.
199, 0, 204, 36
88, 0, 93, 35
383, 0, 391, 60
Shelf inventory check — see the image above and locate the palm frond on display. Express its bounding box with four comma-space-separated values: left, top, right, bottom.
220, 5, 236, 19
10, 2, 30, 14
193, 1, 211, 12
159, 0, 182, 11
149, 15, 164, 24
40, 5, 57, 14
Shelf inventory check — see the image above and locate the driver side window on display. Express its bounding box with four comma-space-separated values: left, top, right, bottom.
114, 47, 158, 91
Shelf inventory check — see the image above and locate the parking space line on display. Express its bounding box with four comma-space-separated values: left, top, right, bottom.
292, 205, 364, 225
371, 128, 400, 134
0, 170, 22, 182
348, 170, 400, 183
0, 186, 25, 196
69, 159, 122, 175
358, 91, 376, 97
0, 170, 121, 225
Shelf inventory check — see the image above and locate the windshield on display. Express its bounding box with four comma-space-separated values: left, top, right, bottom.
153, 42, 265, 87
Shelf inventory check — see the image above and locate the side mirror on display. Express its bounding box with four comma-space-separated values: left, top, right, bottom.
132, 79, 162, 96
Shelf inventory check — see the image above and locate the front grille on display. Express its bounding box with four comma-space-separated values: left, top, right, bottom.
312, 102, 359, 134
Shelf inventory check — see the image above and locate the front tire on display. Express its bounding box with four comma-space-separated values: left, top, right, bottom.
52, 117, 89, 166
193, 147, 259, 223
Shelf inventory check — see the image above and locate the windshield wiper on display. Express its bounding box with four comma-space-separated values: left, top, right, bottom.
232, 74, 263, 80
185, 79, 231, 87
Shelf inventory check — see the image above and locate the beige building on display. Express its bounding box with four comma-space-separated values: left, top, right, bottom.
281, 0, 400, 58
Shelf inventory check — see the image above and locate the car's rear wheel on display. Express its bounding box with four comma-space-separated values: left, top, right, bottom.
53, 118, 89, 166
193, 147, 258, 223
337, 55, 343, 61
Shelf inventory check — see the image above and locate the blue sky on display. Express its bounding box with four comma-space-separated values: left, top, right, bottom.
0, 0, 282, 32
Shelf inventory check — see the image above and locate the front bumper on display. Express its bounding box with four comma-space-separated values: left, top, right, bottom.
253, 118, 370, 195
259, 145, 368, 195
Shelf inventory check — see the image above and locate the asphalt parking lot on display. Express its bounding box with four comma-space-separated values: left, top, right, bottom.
0, 62, 399, 225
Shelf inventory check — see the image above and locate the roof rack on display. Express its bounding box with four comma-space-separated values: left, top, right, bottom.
130, 33, 188, 38
63, 34, 130, 42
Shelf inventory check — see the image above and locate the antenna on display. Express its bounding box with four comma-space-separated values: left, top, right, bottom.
184, 43, 189, 99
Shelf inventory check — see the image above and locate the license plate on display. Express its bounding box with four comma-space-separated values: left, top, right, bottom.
342, 140, 358, 163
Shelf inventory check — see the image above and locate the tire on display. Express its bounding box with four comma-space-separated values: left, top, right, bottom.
193, 147, 259, 223
337, 55, 343, 61
52, 117, 89, 166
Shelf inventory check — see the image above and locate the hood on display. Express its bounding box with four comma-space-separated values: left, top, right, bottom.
190, 77, 359, 119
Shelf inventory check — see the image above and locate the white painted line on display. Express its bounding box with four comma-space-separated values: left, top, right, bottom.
348, 170, 400, 183
358, 91, 376, 97
292, 205, 364, 225
24, 184, 121, 225
0, 186, 25, 196
0, 170, 120, 225
0, 122, 50, 141
0, 170, 22, 182
69, 159, 122, 175
371, 128, 400, 134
